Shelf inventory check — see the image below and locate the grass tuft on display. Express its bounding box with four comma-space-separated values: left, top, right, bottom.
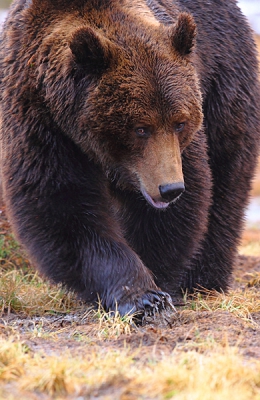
186, 289, 260, 325
93, 302, 137, 339
0, 340, 258, 399
0, 268, 82, 316
0, 338, 28, 382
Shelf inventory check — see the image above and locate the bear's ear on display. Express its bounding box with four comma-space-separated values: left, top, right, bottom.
69, 27, 112, 72
170, 12, 197, 56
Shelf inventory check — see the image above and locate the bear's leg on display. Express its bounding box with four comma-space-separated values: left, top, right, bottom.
2, 133, 172, 317
184, 151, 258, 291
182, 92, 260, 292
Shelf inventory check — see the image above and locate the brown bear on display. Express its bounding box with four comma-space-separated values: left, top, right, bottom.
0, 0, 259, 317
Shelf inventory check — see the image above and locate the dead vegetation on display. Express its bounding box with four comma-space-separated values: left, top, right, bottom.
1, 199, 260, 399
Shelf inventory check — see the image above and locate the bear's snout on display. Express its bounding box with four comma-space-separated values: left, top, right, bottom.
159, 182, 185, 202
141, 182, 185, 209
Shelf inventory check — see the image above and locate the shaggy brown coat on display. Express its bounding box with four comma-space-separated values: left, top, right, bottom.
0, 0, 259, 315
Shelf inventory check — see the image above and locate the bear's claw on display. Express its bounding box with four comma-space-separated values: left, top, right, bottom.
112, 289, 175, 319
141, 290, 175, 317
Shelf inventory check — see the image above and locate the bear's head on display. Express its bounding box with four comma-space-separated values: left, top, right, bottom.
38, 7, 203, 209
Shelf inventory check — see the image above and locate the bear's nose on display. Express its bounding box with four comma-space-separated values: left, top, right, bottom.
159, 182, 185, 202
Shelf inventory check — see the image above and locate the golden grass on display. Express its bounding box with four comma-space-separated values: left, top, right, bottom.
1, 257, 260, 399
1, 246, 260, 398
93, 304, 137, 338
186, 288, 260, 326
246, 272, 260, 288
239, 241, 260, 256
132, 349, 260, 400
1, 218, 260, 399
0, 268, 83, 316
2, 208, 260, 399
0, 338, 27, 381
240, 228, 260, 256
0, 337, 259, 399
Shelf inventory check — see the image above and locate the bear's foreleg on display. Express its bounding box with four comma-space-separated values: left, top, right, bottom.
2, 132, 172, 317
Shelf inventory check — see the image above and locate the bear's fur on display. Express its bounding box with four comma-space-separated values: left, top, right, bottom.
0, 0, 259, 316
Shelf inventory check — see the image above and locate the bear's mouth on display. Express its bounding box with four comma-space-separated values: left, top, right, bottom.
141, 187, 170, 210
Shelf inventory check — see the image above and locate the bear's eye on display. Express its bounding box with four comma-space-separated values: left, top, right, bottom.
174, 122, 186, 133
135, 127, 151, 138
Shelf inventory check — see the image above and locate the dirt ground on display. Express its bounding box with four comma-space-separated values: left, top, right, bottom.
1, 197, 260, 361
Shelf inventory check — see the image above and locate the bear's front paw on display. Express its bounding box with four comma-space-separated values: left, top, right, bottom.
141, 290, 175, 314
116, 289, 175, 319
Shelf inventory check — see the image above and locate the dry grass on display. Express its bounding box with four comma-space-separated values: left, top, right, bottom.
0, 338, 260, 399
186, 288, 260, 326
0, 268, 83, 316
240, 229, 260, 256
1, 221, 260, 399
93, 305, 137, 338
